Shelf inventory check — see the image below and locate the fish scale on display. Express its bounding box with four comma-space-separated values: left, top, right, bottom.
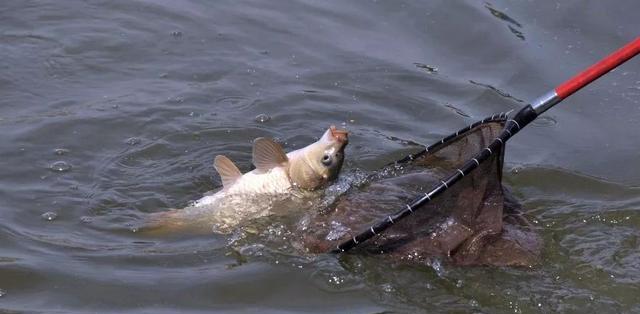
226, 168, 292, 195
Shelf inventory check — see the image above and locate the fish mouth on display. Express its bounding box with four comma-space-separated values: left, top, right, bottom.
329, 125, 348, 144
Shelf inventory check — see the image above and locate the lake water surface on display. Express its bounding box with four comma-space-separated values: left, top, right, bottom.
1, 1, 639, 313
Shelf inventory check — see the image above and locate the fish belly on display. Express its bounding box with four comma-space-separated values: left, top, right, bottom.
148, 167, 294, 234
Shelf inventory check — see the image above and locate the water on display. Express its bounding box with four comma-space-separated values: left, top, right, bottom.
1, 1, 639, 313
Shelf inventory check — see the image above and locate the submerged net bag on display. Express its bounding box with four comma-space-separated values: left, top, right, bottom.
297, 116, 541, 266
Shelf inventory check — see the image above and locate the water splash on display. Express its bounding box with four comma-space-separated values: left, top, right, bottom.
49, 161, 71, 172
54, 148, 69, 156
125, 137, 142, 146
428, 258, 446, 277
254, 113, 271, 123
41, 212, 58, 221
381, 283, 395, 293
326, 221, 350, 241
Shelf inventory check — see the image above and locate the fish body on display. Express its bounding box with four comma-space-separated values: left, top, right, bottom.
195, 125, 348, 204
147, 126, 348, 233
194, 167, 291, 206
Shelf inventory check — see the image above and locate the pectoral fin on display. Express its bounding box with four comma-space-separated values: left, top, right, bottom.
214, 155, 242, 189
252, 137, 288, 172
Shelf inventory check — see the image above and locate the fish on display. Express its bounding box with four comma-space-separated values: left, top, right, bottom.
144, 126, 349, 234
199, 125, 348, 201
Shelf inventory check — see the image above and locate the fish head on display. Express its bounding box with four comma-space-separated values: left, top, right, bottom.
288, 126, 348, 190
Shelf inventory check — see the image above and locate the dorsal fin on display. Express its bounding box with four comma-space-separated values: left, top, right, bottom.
213, 155, 242, 189
252, 137, 288, 172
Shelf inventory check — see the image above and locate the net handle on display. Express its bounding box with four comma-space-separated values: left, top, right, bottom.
532, 36, 640, 115
557, 36, 640, 99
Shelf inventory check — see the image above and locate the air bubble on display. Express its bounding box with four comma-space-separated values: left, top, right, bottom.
41, 212, 58, 221
381, 283, 395, 293
429, 258, 445, 276
54, 148, 69, 156
254, 114, 271, 123
328, 274, 344, 286
510, 165, 524, 174
125, 137, 141, 146
49, 161, 71, 172
0, 288, 5, 297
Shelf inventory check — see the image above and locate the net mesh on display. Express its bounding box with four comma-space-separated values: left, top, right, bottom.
297, 121, 541, 266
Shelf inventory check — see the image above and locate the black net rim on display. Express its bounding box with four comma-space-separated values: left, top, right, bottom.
332, 106, 539, 253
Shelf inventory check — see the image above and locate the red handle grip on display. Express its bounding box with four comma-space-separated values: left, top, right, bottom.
555, 37, 640, 99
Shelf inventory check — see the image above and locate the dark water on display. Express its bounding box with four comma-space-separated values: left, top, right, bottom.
1, 1, 639, 313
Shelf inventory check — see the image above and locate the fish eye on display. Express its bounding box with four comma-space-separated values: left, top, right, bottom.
321, 154, 332, 166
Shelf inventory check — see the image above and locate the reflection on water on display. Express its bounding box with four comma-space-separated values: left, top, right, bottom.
1, 0, 639, 313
